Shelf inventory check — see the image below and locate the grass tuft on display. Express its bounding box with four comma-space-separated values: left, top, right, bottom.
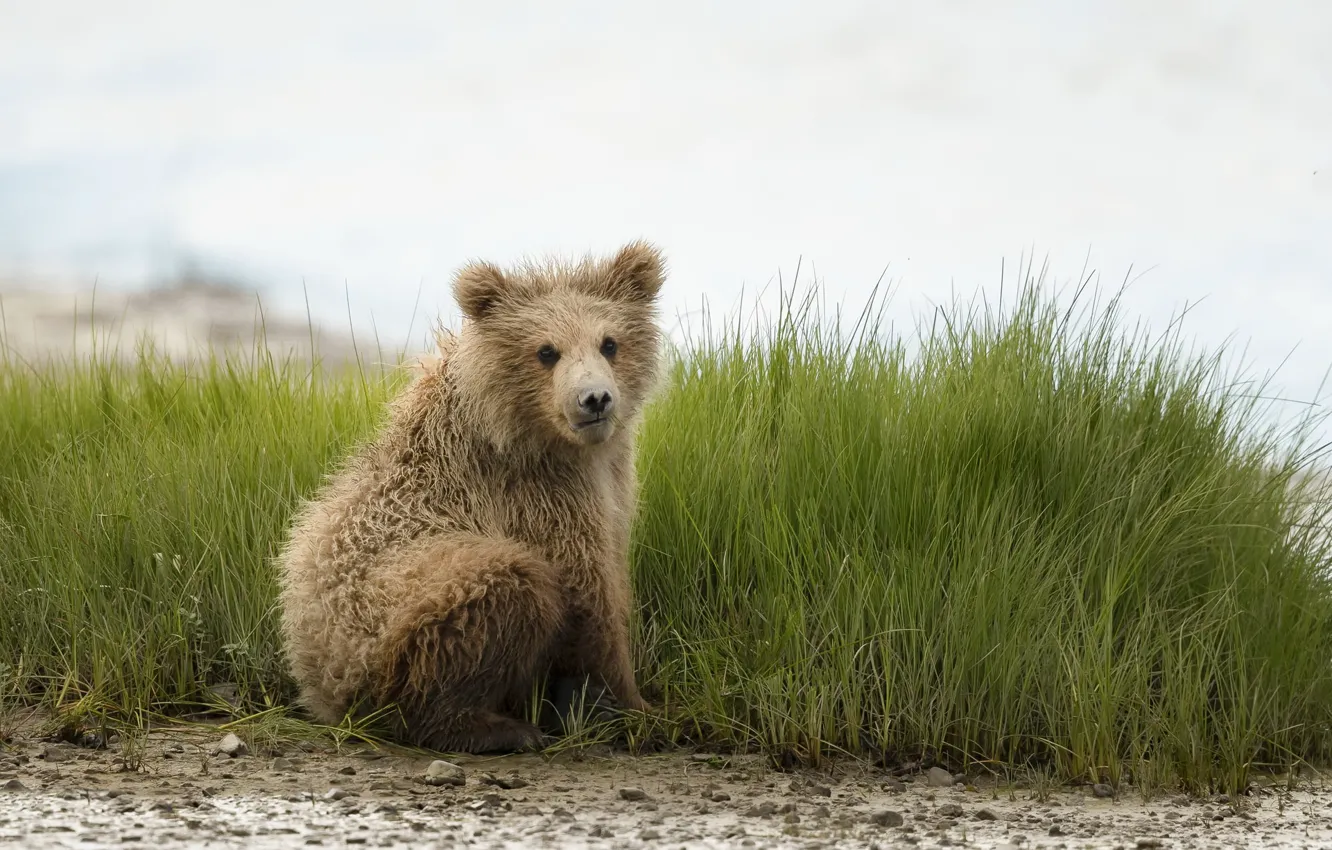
2, 275, 1329, 792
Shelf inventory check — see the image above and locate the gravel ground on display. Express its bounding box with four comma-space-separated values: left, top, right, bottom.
1, 723, 1329, 849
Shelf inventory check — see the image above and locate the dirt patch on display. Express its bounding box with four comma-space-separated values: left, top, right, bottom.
1, 723, 1329, 849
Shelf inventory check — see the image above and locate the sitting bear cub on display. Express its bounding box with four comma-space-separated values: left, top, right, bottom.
277, 241, 665, 752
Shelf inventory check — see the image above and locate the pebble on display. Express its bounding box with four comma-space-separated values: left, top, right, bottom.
271, 757, 296, 772
744, 801, 778, 818
640, 828, 661, 840
810, 784, 832, 797
1049, 824, 1066, 836
422, 760, 466, 787
976, 807, 1000, 821
882, 778, 906, 793
337, 766, 356, 776
870, 810, 905, 827
2, 779, 27, 791
938, 803, 963, 817
1136, 840, 1164, 848
1092, 783, 1115, 798
618, 787, 650, 801
323, 788, 348, 802
40, 746, 71, 763
710, 791, 731, 802
482, 774, 529, 790
925, 767, 954, 787
213, 733, 248, 758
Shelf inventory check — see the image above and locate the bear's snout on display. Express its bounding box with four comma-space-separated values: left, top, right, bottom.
564, 369, 618, 445
577, 388, 614, 417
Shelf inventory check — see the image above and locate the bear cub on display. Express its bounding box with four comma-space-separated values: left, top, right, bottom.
276, 241, 665, 753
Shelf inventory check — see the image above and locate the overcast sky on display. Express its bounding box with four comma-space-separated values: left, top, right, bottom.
2, 0, 1330, 442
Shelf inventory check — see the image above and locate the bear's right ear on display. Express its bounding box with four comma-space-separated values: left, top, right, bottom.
598, 240, 667, 303
452, 260, 508, 321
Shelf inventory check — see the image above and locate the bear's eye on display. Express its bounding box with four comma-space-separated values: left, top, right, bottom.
600, 337, 618, 358
536, 344, 560, 366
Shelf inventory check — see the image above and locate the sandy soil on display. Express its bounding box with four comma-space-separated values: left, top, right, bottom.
1, 719, 1329, 850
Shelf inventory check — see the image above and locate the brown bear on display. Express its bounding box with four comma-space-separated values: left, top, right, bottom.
276, 241, 665, 753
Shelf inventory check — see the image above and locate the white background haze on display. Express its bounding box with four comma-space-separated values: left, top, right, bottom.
2, 0, 1329, 443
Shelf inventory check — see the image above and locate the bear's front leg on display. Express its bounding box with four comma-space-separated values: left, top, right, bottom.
555, 569, 650, 714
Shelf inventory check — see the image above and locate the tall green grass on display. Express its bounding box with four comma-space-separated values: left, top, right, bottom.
2, 280, 1330, 792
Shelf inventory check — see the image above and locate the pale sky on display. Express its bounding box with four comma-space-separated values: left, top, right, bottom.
2, 0, 1330, 442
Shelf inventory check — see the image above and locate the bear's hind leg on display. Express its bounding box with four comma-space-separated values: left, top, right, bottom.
376, 535, 565, 754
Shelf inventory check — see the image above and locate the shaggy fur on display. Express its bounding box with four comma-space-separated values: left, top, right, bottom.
276, 241, 666, 753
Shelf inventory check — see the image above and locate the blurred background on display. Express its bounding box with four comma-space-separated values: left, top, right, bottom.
1, 0, 1329, 436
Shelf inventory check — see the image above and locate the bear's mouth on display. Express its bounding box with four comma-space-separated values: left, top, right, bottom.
570, 415, 608, 431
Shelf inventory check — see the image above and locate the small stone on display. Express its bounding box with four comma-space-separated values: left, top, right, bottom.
422, 760, 466, 787
1049, 824, 1066, 836
710, 791, 731, 802
938, 803, 963, 817
811, 805, 830, 819
271, 757, 295, 772
482, 774, 529, 790
975, 807, 1000, 821
882, 778, 906, 793
925, 767, 954, 787
744, 801, 778, 818
811, 784, 832, 797
2, 779, 26, 791
40, 745, 71, 763
323, 788, 347, 801
1213, 793, 1230, 804
213, 734, 248, 758
1136, 840, 1164, 849
1092, 783, 1115, 798
619, 787, 650, 801
870, 810, 905, 827
639, 828, 661, 841
783, 813, 800, 824
337, 766, 356, 776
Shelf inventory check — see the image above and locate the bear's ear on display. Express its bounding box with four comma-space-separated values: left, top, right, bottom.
452, 260, 508, 321
597, 240, 666, 303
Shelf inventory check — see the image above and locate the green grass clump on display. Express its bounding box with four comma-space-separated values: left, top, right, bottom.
0, 336, 403, 717
2, 279, 1330, 793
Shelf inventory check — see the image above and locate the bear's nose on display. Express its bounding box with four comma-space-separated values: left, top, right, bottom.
578, 389, 613, 416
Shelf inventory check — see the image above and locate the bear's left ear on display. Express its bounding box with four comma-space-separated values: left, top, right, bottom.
596, 240, 666, 303
453, 260, 508, 321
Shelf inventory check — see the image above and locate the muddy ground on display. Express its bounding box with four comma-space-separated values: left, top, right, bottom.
1, 719, 1329, 850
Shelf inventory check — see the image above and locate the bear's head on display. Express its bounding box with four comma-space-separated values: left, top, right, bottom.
448, 241, 667, 451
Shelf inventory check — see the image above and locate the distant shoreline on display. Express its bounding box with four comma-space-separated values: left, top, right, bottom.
1, 279, 365, 367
